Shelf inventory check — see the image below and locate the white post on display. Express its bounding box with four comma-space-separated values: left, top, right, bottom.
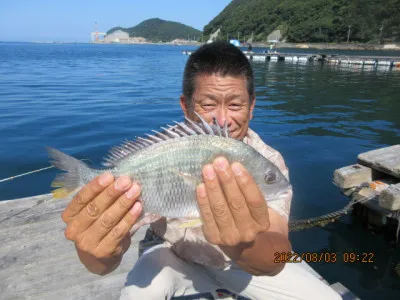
347, 25, 351, 43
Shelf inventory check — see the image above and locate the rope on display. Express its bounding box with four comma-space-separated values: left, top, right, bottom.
0, 159, 91, 183
0, 166, 54, 183
289, 186, 374, 232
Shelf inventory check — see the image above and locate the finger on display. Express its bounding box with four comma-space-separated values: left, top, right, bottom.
202, 164, 239, 246
62, 172, 114, 224
97, 201, 142, 258
196, 183, 220, 245
65, 176, 132, 242
84, 183, 141, 246
213, 157, 256, 241
121, 233, 132, 254
231, 162, 270, 231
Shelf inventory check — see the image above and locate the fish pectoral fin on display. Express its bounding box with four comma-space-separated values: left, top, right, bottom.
168, 168, 198, 187
51, 181, 64, 188
52, 187, 80, 199
52, 188, 71, 199
178, 218, 202, 229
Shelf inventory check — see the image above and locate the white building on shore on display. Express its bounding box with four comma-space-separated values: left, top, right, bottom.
104, 30, 130, 43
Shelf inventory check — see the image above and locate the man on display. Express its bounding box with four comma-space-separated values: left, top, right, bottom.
62, 42, 341, 299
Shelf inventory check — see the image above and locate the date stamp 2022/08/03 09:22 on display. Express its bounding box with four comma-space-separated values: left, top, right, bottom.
274, 252, 375, 264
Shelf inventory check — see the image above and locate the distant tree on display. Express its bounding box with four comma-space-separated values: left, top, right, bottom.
107, 18, 202, 42
203, 0, 400, 43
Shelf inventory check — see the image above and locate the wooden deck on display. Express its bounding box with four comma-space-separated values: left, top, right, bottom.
0, 194, 146, 299
0, 194, 359, 299
358, 145, 400, 179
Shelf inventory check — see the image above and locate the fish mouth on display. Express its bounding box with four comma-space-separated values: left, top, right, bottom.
262, 184, 291, 202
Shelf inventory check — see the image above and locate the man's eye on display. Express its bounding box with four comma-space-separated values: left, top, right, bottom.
202, 104, 216, 109
229, 104, 241, 110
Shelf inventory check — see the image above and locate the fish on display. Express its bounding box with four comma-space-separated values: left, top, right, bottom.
48, 112, 291, 220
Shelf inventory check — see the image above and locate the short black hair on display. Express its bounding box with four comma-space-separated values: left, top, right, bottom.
182, 41, 254, 110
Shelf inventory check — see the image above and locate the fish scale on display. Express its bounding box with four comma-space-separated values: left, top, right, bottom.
48, 113, 291, 219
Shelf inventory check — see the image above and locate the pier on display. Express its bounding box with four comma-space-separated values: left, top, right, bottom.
182, 50, 400, 68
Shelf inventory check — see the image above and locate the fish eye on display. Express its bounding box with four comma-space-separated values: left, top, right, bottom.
264, 172, 276, 184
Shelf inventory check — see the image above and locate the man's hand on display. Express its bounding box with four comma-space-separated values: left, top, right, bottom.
61, 172, 142, 275
197, 156, 270, 247
197, 157, 290, 275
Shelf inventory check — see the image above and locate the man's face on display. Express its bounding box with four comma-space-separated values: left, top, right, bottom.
180, 74, 255, 141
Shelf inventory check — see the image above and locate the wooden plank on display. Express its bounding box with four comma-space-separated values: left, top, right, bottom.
0, 215, 64, 243
0, 194, 63, 227
0, 193, 53, 208
0, 227, 146, 299
0, 220, 146, 272
30, 273, 129, 300
0, 193, 150, 300
358, 145, 400, 179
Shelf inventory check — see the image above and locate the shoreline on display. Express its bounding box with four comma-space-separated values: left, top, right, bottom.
94, 41, 400, 51
2, 40, 399, 51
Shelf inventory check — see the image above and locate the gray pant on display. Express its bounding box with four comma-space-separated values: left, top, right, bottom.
120, 244, 341, 300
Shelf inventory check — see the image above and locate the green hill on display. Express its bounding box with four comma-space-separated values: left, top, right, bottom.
107, 18, 202, 42
203, 0, 400, 43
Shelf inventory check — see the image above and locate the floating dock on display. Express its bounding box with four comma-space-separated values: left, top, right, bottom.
182, 50, 400, 69
333, 145, 400, 231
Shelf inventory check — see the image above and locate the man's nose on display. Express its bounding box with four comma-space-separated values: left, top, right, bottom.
215, 108, 229, 127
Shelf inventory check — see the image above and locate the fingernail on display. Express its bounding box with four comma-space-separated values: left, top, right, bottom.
115, 176, 131, 191
99, 172, 114, 186
231, 163, 243, 176
130, 201, 142, 216
197, 184, 206, 198
214, 157, 228, 171
126, 183, 140, 199
203, 164, 216, 180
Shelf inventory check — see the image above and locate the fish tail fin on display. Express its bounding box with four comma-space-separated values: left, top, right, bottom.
46, 147, 92, 199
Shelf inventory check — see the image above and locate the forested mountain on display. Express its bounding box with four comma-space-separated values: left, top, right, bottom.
107, 18, 202, 42
203, 0, 400, 43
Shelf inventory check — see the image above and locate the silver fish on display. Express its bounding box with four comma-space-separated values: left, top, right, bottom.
48, 112, 291, 219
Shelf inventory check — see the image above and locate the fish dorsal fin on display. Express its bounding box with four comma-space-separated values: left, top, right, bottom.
102, 113, 231, 167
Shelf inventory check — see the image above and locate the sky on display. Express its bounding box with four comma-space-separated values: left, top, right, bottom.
0, 0, 232, 42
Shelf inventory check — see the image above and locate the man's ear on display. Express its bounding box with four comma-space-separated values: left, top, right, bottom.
180, 94, 190, 118
249, 95, 256, 120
